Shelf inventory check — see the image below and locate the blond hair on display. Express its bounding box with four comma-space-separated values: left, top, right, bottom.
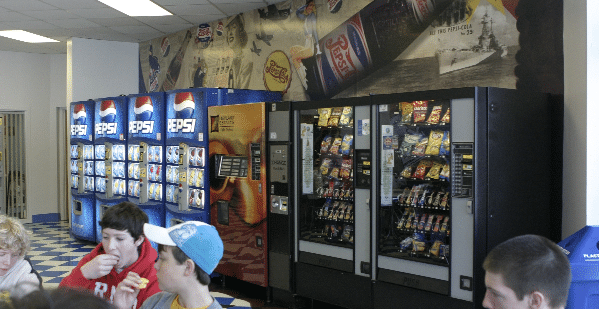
0, 216, 31, 256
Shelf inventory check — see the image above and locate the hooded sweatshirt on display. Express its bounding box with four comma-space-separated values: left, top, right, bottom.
60, 238, 160, 309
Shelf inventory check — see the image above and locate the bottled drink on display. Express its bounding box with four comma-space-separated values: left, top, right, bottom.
160, 30, 192, 91
302, 0, 450, 100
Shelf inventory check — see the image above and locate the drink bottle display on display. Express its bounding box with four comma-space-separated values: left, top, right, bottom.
160, 30, 193, 92
302, 0, 450, 100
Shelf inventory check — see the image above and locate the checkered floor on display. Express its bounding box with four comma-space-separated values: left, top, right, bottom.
25, 221, 286, 309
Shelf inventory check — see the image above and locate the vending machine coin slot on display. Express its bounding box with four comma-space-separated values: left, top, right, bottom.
451, 143, 474, 197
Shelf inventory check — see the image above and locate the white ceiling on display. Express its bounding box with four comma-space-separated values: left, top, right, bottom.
0, 0, 278, 54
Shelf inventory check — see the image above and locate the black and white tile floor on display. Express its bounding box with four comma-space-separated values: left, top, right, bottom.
25, 221, 286, 309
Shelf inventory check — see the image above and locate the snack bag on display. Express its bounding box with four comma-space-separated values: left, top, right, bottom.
340, 159, 353, 180
339, 106, 353, 127
320, 158, 332, 175
412, 101, 428, 123
426, 161, 444, 180
429, 240, 444, 257
439, 131, 451, 156
344, 204, 353, 221
417, 213, 428, 230
400, 164, 415, 178
328, 107, 344, 127
433, 215, 444, 232
320, 135, 333, 153
411, 137, 429, 156
440, 216, 450, 233
329, 167, 340, 179
440, 163, 451, 181
328, 137, 343, 155
440, 107, 450, 124
397, 187, 411, 204
413, 160, 433, 180
426, 105, 443, 124
399, 236, 414, 250
425, 214, 435, 231
341, 224, 354, 243
425, 130, 444, 156
400, 133, 422, 156
340, 134, 354, 156
401, 102, 414, 125
318, 108, 332, 126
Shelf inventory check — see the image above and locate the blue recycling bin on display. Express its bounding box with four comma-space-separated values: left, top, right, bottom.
559, 226, 599, 309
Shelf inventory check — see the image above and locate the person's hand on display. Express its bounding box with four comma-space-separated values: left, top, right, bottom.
80, 254, 119, 280
113, 272, 142, 309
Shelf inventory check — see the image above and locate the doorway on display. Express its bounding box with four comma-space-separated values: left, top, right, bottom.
0, 113, 27, 219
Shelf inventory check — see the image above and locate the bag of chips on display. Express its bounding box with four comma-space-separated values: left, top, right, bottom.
413, 101, 428, 123
318, 108, 331, 127
401, 102, 414, 125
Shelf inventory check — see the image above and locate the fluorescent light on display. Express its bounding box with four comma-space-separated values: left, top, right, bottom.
98, 0, 172, 16
0, 30, 59, 43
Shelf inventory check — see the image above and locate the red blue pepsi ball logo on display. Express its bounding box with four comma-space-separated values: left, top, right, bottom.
100, 100, 117, 123
73, 104, 87, 125
135, 96, 154, 121
174, 92, 195, 119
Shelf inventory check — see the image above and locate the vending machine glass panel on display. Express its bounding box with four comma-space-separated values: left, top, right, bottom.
298, 106, 355, 249
378, 100, 452, 267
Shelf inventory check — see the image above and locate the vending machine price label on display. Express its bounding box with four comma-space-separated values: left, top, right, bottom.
77, 162, 83, 172
179, 169, 187, 182
106, 165, 112, 175
140, 168, 147, 178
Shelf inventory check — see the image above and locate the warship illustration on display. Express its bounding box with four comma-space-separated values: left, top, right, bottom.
436, 12, 508, 74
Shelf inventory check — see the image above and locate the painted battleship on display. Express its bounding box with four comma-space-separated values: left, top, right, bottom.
436, 12, 508, 74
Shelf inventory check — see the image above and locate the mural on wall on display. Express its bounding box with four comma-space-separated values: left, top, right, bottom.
139, 0, 563, 101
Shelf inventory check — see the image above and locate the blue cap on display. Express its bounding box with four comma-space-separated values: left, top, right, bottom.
144, 221, 223, 274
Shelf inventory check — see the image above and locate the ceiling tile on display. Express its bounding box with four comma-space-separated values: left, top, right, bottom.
0, 11, 38, 22
162, 4, 221, 15
110, 25, 162, 35
39, 0, 107, 10
66, 7, 126, 19
149, 23, 192, 34
3, 19, 59, 30
20, 9, 79, 20
0, 0, 58, 11
132, 15, 190, 25
47, 18, 101, 28
87, 17, 146, 27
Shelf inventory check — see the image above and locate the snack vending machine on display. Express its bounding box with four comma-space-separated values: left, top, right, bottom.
70, 100, 96, 241
164, 89, 219, 227
373, 87, 562, 308
208, 102, 269, 287
127, 93, 166, 232
94, 97, 128, 243
292, 97, 372, 309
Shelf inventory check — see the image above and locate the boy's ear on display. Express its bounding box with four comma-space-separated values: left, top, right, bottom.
184, 259, 195, 277
135, 235, 144, 247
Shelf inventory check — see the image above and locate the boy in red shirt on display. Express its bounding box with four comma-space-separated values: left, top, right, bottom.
60, 202, 160, 308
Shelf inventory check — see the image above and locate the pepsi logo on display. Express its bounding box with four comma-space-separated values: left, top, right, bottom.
216, 21, 224, 36
100, 100, 117, 123
73, 104, 87, 125
135, 96, 154, 121
174, 92, 195, 119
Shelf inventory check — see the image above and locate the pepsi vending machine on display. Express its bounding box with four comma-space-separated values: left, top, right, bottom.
127, 93, 167, 232
94, 97, 129, 242
70, 100, 96, 241
164, 89, 220, 227
209, 102, 269, 287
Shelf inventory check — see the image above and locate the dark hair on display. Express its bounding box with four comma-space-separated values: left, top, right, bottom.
99, 202, 148, 241
0, 287, 115, 309
158, 244, 211, 286
483, 234, 571, 308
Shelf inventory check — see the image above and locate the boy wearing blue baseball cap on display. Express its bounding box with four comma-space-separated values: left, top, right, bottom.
113, 221, 224, 309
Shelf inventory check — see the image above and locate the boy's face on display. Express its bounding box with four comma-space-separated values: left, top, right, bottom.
0, 249, 20, 276
101, 228, 143, 272
155, 246, 186, 292
483, 271, 532, 309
